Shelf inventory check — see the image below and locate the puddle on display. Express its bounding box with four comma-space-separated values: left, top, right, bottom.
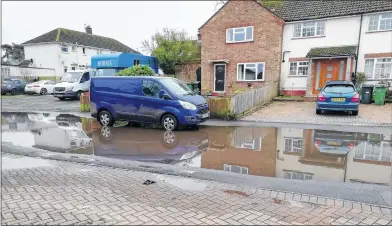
154, 174, 207, 191
1, 112, 392, 186
2, 156, 54, 170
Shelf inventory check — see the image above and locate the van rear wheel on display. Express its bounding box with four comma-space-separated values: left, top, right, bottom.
161, 114, 178, 131
98, 110, 114, 126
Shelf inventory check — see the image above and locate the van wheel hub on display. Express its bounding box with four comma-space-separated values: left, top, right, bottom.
100, 113, 110, 125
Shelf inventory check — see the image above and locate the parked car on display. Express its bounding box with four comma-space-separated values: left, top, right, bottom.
25, 80, 57, 95
1, 79, 27, 95
90, 76, 210, 131
316, 80, 360, 115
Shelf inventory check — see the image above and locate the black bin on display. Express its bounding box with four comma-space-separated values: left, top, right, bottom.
361, 84, 374, 104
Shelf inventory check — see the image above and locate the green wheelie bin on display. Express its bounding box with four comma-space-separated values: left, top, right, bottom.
374, 85, 387, 105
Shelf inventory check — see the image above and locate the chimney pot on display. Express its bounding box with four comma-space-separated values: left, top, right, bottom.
85, 25, 92, 35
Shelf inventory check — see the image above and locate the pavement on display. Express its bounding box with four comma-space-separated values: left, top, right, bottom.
243, 102, 392, 127
2, 154, 392, 225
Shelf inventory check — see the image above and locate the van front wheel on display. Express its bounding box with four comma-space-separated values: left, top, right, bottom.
98, 110, 114, 126
161, 114, 178, 131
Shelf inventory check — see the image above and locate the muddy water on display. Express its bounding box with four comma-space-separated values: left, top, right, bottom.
2, 112, 391, 186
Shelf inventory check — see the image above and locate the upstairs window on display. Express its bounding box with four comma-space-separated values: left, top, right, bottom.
71, 46, 76, 52
82, 47, 86, 55
368, 12, 392, 32
289, 61, 309, 76
237, 62, 264, 81
365, 58, 392, 79
226, 26, 253, 43
61, 45, 69, 53
293, 21, 325, 38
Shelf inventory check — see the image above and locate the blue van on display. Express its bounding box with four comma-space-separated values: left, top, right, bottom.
90, 76, 209, 131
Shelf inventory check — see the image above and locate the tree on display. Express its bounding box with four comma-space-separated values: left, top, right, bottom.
117, 65, 155, 76
1, 43, 25, 64
141, 28, 200, 75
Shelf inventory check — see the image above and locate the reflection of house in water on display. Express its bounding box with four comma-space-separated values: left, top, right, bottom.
276, 128, 391, 185
201, 127, 277, 176
1, 113, 57, 131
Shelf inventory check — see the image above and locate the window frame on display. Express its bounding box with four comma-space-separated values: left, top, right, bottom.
289, 61, 309, 76
236, 62, 265, 82
368, 12, 392, 32
284, 137, 303, 153
223, 164, 249, 175
364, 57, 392, 80
82, 47, 86, 55
142, 80, 163, 98
61, 45, 69, 53
226, 26, 254, 43
71, 46, 76, 52
293, 21, 326, 38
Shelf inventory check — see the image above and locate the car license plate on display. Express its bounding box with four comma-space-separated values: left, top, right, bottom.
332, 98, 345, 102
201, 112, 210, 118
327, 141, 342, 146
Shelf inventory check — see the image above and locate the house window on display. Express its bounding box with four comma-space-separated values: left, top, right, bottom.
63, 66, 68, 73
82, 48, 86, 55
293, 21, 325, 38
226, 26, 253, 43
97, 50, 102, 55
237, 62, 264, 81
289, 61, 309, 76
368, 12, 392, 32
284, 138, 303, 152
61, 45, 69, 53
283, 170, 313, 180
1, 67, 10, 77
365, 58, 392, 79
354, 141, 392, 162
223, 164, 248, 175
71, 46, 76, 52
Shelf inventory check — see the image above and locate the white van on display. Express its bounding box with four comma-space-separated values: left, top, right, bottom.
53, 70, 95, 100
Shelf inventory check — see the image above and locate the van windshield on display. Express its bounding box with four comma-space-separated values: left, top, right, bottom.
160, 78, 193, 95
61, 72, 83, 82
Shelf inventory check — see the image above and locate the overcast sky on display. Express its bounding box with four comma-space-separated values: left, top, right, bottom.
2, 1, 219, 54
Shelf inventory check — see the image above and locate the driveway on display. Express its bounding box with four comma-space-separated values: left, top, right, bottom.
1, 95, 80, 113
242, 101, 392, 127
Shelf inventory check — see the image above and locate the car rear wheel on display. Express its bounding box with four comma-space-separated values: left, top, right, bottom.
98, 110, 114, 126
161, 114, 178, 131
11, 89, 18, 95
316, 109, 322, 114
352, 110, 358, 116
76, 91, 83, 100
40, 88, 47, 95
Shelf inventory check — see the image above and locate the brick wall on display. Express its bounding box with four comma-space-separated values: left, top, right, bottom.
199, 0, 284, 95
174, 61, 201, 83
364, 52, 392, 58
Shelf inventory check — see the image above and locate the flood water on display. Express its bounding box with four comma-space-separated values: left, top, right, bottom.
2, 112, 392, 186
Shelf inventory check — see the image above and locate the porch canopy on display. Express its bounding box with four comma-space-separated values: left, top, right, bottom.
306, 45, 358, 59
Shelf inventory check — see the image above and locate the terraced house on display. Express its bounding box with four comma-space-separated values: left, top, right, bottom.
199, 0, 392, 97
21, 25, 139, 77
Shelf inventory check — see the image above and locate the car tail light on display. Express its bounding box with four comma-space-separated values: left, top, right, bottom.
348, 142, 355, 149
315, 140, 321, 148
317, 94, 326, 102
351, 93, 360, 102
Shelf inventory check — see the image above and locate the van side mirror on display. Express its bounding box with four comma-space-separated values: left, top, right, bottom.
159, 90, 171, 100
317, 88, 322, 91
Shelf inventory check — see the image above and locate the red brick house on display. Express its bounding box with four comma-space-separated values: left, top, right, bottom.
199, 0, 284, 95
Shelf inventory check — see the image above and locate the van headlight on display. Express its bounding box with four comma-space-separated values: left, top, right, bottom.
179, 100, 197, 110
65, 86, 73, 91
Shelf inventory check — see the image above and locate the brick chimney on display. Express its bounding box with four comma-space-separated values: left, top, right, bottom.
85, 25, 92, 35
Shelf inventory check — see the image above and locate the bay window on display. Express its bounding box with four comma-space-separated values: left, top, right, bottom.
226, 26, 253, 43
237, 62, 265, 81
368, 12, 392, 32
365, 58, 392, 79
289, 61, 309, 76
293, 21, 325, 38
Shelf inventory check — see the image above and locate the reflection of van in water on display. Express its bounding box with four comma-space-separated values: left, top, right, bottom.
53, 70, 95, 100
90, 76, 209, 131
92, 126, 209, 164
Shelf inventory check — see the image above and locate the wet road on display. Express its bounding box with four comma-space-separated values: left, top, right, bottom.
2, 111, 391, 188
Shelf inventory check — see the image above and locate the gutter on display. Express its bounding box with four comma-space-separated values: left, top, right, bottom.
354, 14, 363, 76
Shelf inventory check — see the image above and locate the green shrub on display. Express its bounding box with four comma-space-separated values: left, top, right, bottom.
117, 65, 155, 76
216, 109, 237, 120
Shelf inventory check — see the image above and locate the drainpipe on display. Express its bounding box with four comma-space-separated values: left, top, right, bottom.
354, 14, 363, 81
